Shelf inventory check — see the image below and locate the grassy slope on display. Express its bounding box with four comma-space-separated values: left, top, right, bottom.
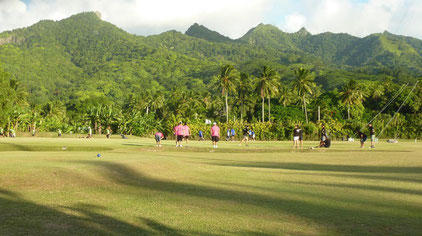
0, 137, 421, 235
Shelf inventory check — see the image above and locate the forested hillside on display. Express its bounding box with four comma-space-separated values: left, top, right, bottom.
0, 12, 421, 139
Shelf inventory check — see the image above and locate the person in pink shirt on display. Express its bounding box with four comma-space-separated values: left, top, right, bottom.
210, 122, 220, 148
175, 122, 185, 147
155, 131, 164, 147
183, 122, 191, 146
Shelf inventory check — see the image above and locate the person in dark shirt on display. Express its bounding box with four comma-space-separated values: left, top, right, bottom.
358, 131, 367, 148
239, 125, 249, 147
368, 123, 375, 148
320, 124, 327, 142
293, 124, 303, 149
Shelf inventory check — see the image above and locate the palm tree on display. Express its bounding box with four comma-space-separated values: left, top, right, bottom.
9, 78, 28, 107
339, 80, 365, 120
238, 73, 253, 120
255, 66, 280, 122
371, 83, 385, 99
292, 68, 316, 124
218, 65, 240, 122
278, 86, 293, 107
150, 92, 165, 113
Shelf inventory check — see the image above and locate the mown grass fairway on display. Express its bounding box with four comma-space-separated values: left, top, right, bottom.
1, 137, 421, 235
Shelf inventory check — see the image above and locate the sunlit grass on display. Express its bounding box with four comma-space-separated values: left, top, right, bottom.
1, 137, 421, 235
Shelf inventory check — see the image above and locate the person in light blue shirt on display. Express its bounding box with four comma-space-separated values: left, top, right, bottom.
198, 130, 204, 141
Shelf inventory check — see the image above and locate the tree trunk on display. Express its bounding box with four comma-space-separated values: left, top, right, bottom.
303, 96, 308, 124
347, 105, 350, 120
94, 122, 98, 134
146, 106, 149, 115
268, 97, 271, 122
262, 97, 265, 122
318, 106, 321, 122
225, 92, 229, 122
240, 102, 243, 120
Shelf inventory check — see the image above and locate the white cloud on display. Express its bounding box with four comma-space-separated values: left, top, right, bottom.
284, 13, 306, 32
279, 0, 422, 39
0, 0, 273, 38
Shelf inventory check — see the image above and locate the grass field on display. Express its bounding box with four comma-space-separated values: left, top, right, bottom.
0, 136, 421, 235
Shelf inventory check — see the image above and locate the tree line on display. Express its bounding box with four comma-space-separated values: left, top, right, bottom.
1, 65, 421, 140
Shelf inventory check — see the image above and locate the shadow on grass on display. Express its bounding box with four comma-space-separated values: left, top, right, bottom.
126, 145, 412, 153
189, 157, 422, 184
0, 143, 113, 152
192, 159, 422, 174
67, 160, 422, 235
0, 189, 182, 235
288, 181, 422, 196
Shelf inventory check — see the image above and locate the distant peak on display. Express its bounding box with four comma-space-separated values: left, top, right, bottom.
296, 27, 311, 36
186, 23, 207, 31
255, 23, 280, 30
94, 11, 102, 19
383, 30, 392, 35
185, 23, 232, 43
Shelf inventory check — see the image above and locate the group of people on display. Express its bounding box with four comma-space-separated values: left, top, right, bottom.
225, 128, 256, 142
357, 123, 376, 148
166, 122, 192, 148
0, 127, 16, 138
2, 121, 376, 150
153, 122, 259, 148
296, 123, 376, 149
292, 123, 331, 149
152, 122, 377, 149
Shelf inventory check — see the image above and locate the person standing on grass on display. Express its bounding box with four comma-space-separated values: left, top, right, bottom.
58, 129, 62, 137
155, 131, 164, 147
183, 122, 191, 146
106, 126, 111, 139
198, 130, 204, 141
0, 127, 4, 137
369, 123, 375, 148
358, 131, 367, 148
87, 126, 93, 138
230, 128, 236, 141
175, 122, 185, 147
226, 129, 231, 141
211, 122, 220, 148
239, 125, 249, 147
293, 124, 303, 149
9, 128, 16, 138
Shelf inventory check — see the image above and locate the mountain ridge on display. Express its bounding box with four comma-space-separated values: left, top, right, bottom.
0, 11, 420, 104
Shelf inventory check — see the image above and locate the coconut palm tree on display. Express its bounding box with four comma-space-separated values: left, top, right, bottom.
371, 83, 385, 99
255, 66, 280, 122
150, 92, 165, 113
238, 73, 254, 120
292, 67, 316, 124
218, 65, 240, 122
339, 80, 366, 120
278, 86, 293, 107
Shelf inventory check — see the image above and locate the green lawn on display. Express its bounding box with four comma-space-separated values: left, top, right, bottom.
0, 137, 421, 235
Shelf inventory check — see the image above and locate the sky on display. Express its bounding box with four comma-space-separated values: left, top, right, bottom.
0, 0, 421, 39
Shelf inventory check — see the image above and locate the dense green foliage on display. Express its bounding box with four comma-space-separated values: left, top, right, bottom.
0, 12, 421, 139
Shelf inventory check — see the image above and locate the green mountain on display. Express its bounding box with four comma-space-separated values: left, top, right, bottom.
0, 12, 421, 104
185, 23, 233, 43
